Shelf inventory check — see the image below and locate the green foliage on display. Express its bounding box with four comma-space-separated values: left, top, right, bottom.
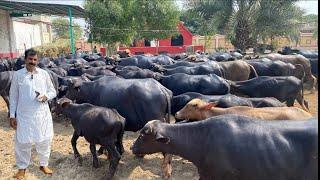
214, 47, 227, 52
185, 0, 303, 51
52, 17, 83, 41
254, 0, 303, 45
180, 9, 217, 36
301, 14, 318, 38
84, 0, 180, 46
301, 14, 318, 23
34, 39, 70, 58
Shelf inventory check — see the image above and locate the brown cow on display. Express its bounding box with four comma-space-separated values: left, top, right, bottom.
265, 53, 316, 89
175, 98, 312, 121
218, 60, 258, 81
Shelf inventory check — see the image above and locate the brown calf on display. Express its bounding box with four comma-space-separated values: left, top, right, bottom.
175, 98, 312, 121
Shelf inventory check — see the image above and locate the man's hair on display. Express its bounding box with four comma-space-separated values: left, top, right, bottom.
24, 48, 37, 59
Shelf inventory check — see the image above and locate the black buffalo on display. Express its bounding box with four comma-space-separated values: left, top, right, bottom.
131, 115, 318, 180
56, 98, 125, 180
65, 76, 172, 131
0, 71, 14, 110
229, 76, 309, 111
162, 61, 223, 76
158, 73, 230, 96
246, 58, 305, 79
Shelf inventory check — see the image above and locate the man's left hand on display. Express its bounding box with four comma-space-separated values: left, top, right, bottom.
37, 95, 48, 102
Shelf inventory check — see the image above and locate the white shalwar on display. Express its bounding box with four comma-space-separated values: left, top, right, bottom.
9, 67, 57, 169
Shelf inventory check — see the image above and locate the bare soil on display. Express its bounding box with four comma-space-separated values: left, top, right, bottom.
0, 91, 317, 180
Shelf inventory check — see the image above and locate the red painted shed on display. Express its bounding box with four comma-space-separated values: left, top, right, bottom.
119, 22, 203, 55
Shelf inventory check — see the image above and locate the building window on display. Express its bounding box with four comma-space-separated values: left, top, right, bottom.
306, 40, 311, 44
144, 39, 151, 47
171, 34, 184, 46
46, 24, 50, 33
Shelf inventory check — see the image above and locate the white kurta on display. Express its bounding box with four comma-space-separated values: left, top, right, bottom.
9, 67, 57, 144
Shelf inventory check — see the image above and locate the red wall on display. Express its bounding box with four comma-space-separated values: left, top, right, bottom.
118, 22, 203, 55
119, 45, 204, 55
0, 52, 20, 58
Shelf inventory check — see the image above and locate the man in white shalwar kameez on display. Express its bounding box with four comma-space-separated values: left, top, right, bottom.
9, 48, 57, 179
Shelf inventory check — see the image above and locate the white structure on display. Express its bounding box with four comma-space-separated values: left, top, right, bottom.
0, 9, 17, 58
0, 10, 52, 58
13, 16, 52, 55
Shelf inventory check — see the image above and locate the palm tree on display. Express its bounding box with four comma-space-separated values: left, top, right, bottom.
187, 0, 302, 52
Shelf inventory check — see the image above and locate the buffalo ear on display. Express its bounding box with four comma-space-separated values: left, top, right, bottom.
200, 102, 218, 110
61, 101, 71, 108
156, 133, 170, 144
143, 127, 152, 135
57, 98, 71, 108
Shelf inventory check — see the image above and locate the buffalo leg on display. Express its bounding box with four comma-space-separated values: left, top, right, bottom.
90, 143, 100, 168
296, 93, 310, 111
116, 131, 124, 155
97, 146, 105, 156
162, 153, 173, 180
1, 95, 9, 117
71, 131, 82, 164
104, 142, 120, 180
286, 98, 295, 107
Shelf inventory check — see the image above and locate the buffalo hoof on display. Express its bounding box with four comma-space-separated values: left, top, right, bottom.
74, 154, 83, 165
117, 147, 125, 155
93, 160, 101, 168
134, 154, 145, 159
102, 173, 113, 180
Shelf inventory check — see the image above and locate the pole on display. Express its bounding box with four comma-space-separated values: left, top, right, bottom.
90, 21, 93, 55
68, 7, 75, 56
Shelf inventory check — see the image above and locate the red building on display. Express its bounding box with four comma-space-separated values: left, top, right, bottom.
118, 22, 204, 55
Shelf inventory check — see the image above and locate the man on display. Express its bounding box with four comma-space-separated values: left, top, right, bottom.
9, 48, 57, 179
93, 46, 97, 53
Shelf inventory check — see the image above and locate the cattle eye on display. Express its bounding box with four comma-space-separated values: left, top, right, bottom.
192, 104, 197, 108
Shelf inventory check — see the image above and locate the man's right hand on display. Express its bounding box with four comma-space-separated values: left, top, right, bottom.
9, 118, 17, 130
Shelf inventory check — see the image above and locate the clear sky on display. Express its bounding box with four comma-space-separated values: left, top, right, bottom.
17, 0, 318, 14
295, 0, 318, 14
13, 0, 319, 28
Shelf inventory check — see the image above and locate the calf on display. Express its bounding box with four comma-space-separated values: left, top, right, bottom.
56, 98, 125, 180
172, 92, 285, 115
229, 76, 309, 111
175, 98, 312, 121
131, 115, 318, 180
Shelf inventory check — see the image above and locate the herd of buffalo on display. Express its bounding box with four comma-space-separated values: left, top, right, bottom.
0, 48, 318, 180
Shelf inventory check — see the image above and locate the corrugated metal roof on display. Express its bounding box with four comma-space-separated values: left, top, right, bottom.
0, 0, 85, 17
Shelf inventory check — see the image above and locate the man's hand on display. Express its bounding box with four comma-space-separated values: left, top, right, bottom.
9, 118, 17, 130
37, 95, 48, 102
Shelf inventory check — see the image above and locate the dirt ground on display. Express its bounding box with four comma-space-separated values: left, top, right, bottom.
0, 91, 317, 180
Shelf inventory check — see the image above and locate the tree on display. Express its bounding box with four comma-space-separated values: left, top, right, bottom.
52, 17, 83, 41
186, 0, 303, 51
254, 0, 303, 47
180, 9, 216, 36
301, 14, 318, 38
84, 0, 180, 46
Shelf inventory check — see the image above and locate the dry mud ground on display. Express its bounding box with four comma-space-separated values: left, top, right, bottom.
0, 91, 318, 180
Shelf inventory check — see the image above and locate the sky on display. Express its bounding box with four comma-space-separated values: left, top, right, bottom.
12, 0, 319, 28
295, 0, 318, 14
16, 0, 318, 14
